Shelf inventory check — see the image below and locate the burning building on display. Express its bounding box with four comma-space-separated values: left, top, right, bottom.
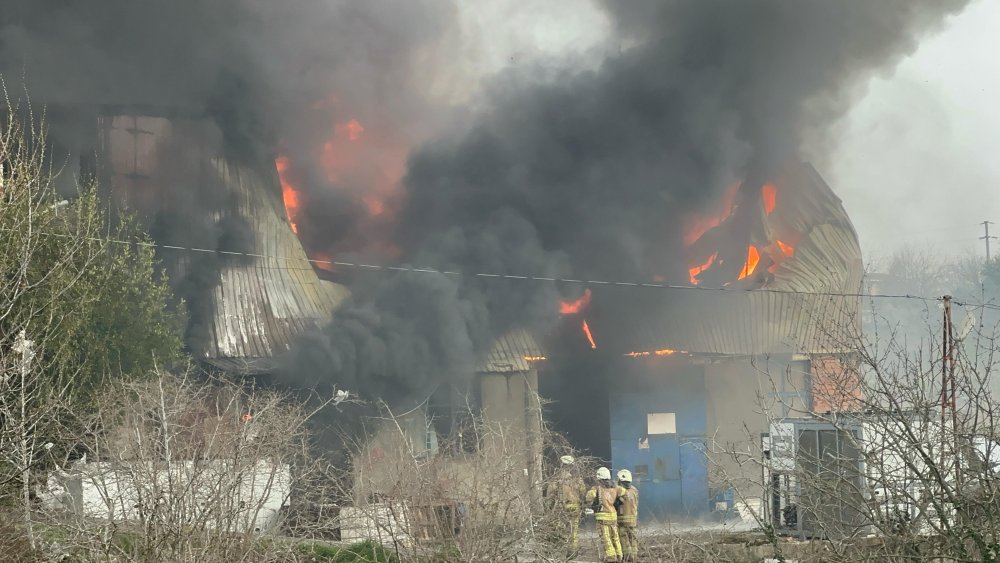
2, 0, 966, 536
548, 160, 864, 519
94, 112, 350, 373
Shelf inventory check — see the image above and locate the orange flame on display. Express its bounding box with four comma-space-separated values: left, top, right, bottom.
582, 320, 597, 349
737, 246, 760, 280
776, 239, 794, 257
523, 355, 547, 362
688, 252, 718, 285
625, 349, 685, 357
320, 119, 365, 183
762, 183, 777, 215
275, 155, 301, 234
311, 251, 336, 273
338, 119, 365, 141
560, 288, 593, 315
683, 182, 741, 246
363, 195, 386, 217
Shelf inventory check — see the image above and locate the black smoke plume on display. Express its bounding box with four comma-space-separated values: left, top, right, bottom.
0, 0, 456, 352
283, 0, 968, 407
1, 1, 968, 412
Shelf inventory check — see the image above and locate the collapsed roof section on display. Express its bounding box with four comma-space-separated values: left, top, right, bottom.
99, 114, 348, 373
597, 161, 864, 356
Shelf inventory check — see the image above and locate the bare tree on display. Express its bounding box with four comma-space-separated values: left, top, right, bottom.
36, 370, 339, 562
0, 95, 183, 552
327, 395, 593, 563
713, 294, 1000, 562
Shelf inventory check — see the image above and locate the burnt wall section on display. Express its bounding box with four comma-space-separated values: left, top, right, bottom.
97, 114, 348, 372
590, 161, 864, 357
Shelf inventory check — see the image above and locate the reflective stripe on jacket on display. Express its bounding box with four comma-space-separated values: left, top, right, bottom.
586, 484, 620, 522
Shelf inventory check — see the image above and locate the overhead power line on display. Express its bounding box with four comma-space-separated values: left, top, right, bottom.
10, 228, 1000, 309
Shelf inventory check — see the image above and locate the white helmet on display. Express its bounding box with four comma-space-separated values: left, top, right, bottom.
560, 455, 575, 466
617, 469, 632, 483
596, 467, 611, 480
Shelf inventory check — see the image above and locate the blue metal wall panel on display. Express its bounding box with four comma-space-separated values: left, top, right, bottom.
680, 437, 709, 514
609, 362, 708, 520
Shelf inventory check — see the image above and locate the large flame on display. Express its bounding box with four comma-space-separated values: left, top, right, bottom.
684, 181, 796, 286
582, 320, 597, 349
560, 288, 592, 315
688, 252, 718, 285
275, 155, 301, 234
682, 182, 740, 246
279, 100, 408, 266
737, 245, 761, 280
762, 183, 777, 215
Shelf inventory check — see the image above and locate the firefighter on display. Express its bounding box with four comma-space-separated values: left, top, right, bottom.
551, 455, 585, 558
616, 469, 639, 562
586, 467, 623, 562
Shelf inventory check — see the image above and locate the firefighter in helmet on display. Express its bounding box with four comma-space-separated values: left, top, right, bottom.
548, 455, 585, 558
586, 467, 623, 562
616, 469, 639, 562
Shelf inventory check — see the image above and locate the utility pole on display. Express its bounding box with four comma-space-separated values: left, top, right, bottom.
941, 296, 960, 490
981, 221, 996, 261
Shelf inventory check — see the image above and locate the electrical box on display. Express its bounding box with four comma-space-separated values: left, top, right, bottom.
762, 417, 868, 539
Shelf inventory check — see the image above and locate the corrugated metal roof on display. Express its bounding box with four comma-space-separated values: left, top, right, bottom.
205, 158, 349, 371
100, 115, 348, 373
596, 161, 863, 356
477, 329, 545, 373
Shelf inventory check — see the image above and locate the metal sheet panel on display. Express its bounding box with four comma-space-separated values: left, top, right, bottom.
610, 363, 709, 519
680, 438, 709, 515
476, 329, 545, 373
100, 115, 349, 373
600, 162, 863, 356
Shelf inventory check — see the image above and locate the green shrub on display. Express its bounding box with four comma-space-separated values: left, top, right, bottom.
301, 540, 399, 563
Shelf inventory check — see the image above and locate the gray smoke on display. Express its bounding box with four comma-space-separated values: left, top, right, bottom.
291, 0, 968, 403
0, 0, 456, 351
1, 1, 968, 406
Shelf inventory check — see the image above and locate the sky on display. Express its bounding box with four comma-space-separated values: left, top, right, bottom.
458, 0, 999, 263
825, 0, 1000, 261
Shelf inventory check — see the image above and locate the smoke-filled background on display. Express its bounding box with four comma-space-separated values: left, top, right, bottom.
282, 0, 971, 407
0, 1, 978, 414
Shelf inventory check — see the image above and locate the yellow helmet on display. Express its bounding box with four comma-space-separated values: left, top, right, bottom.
617, 469, 632, 483
596, 467, 611, 480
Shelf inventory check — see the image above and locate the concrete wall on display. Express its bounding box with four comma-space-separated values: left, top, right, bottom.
479, 370, 543, 499
703, 356, 811, 496
607, 355, 813, 518
351, 370, 543, 541
42, 460, 290, 533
